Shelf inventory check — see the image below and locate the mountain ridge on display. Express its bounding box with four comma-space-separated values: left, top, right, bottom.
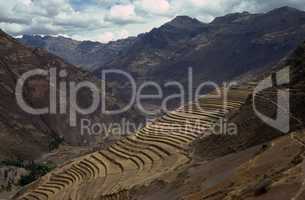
19, 6, 305, 72
18, 6, 305, 110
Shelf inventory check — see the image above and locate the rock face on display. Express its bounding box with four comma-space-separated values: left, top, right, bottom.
20, 7, 305, 89
0, 30, 142, 161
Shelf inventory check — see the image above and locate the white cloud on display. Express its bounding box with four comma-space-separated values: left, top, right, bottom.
137, 0, 171, 15
110, 4, 135, 19
96, 32, 114, 43
105, 4, 142, 24
95, 30, 130, 43
70, 29, 130, 43
0, 0, 305, 41
0, 23, 24, 34
117, 30, 130, 39
54, 10, 104, 29
189, 0, 224, 11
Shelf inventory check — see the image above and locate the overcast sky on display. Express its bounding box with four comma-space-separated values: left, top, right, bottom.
0, 0, 305, 43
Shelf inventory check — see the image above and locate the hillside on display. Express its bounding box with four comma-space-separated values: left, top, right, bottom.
13, 77, 253, 200
103, 7, 305, 86
2, 5, 305, 200
13, 38, 305, 200
130, 41, 305, 200
0, 30, 142, 161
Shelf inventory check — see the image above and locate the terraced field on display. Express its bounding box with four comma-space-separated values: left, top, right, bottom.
15, 86, 254, 200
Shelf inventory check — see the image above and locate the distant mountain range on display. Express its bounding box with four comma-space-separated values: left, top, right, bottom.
20, 6, 305, 88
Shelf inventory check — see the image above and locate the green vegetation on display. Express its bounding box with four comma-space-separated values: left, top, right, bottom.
19, 162, 56, 186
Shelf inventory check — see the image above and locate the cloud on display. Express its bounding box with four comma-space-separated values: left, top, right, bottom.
96, 32, 114, 43
0, 1, 32, 25
105, 4, 143, 24
54, 10, 105, 29
71, 29, 130, 43
0, 0, 108, 36
233, 0, 305, 13
0, 23, 24, 35
136, 0, 171, 15
117, 30, 130, 39
0, 0, 305, 42
96, 0, 132, 8
96, 30, 130, 43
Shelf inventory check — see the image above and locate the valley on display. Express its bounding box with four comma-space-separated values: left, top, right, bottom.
0, 4, 304, 200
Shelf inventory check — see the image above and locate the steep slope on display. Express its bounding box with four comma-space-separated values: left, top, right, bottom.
130, 41, 305, 200
0, 30, 141, 161
131, 130, 305, 200
17, 50, 305, 199
14, 82, 253, 200
15, 39, 305, 200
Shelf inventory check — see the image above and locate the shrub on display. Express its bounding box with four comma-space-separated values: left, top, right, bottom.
19, 162, 56, 186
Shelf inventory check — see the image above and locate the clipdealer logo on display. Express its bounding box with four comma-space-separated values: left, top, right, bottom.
253, 67, 290, 133
15, 68, 238, 128
15, 67, 291, 134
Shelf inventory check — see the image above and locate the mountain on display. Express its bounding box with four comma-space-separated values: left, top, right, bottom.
19, 35, 136, 71
123, 39, 305, 200
0, 30, 142, 161
20, 7, 305, 88
8, 6, 305, 200
14, 39, 305, 200
104, 6, 305, 84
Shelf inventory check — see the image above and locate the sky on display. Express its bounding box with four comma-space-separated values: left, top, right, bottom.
0, 0, 305, 43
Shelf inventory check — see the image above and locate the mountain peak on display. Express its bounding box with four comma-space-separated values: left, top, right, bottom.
166, 15, 205, 27
172, 15, 195, 21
